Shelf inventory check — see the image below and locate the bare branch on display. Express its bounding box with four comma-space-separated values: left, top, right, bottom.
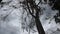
3, 11, 13, 21
37, 0, 42, 5
26, 0, 36, 18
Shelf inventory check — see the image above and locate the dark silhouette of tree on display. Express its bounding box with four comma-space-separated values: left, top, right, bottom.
44, 0, 60, 23
52, 0, 60, 23
0, 0, 2, 3
20, 0, 45, 34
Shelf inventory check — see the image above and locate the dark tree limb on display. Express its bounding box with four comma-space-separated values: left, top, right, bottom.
26, 0, 36, 18
37, 0, 41, 5
35, 7, 45, 34
22, 0, 45, 34
0, 0, 2, 3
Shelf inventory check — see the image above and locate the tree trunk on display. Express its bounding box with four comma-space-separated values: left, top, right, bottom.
35, 11, 45, 34
25, 0, 45, 34
35, 18, 45, 34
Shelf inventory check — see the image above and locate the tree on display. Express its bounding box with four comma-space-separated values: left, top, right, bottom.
20, 0, 45, 34
52, 0, 60, 23
44, 0, 60, 23
0, 0, 2, 3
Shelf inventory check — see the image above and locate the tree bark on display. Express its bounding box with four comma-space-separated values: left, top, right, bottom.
25, 0, 45, 34
35, 10, 45, 34
35, 18, 45, 34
